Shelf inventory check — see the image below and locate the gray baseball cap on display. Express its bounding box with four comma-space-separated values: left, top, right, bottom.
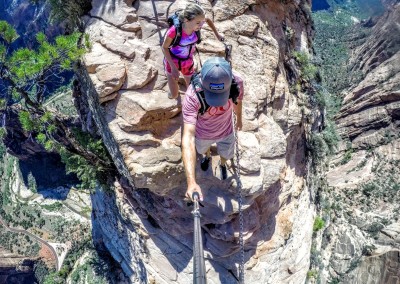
201, 57, 232, 107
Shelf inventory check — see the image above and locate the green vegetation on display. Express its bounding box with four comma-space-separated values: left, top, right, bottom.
0, 227, 41, 256
341, 154, 400, 212
308, 2, 389, 283
69, 255, 109, 284
340, 146, 353, 165
42, 248, 118, 284
307, 269, 318, 279
362, 244, 376, 256
28, 171, 38, 193
313, 9, 366, 93
0, 20, 114, 189
60, 128, 111, 188
34, 260, 53, 284
309, 120, 340, 166
43, 237, 93, 283
0, 7, 112, 284
0, 154, 16, 209
328, 277, 341, 284
41, 202, 63, 211
48, 0, 92, 32
313, 216, 325, 232
44, 83, 78, 116
309, 242, 324, 279
293, 51, 318, 81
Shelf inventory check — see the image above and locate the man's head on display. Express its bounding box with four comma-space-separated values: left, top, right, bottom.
201, 57, 232, 107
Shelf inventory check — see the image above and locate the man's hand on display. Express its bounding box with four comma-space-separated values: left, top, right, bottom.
185, 182, 203, 202
235, 119, 242, 131
182, 123, 202, 201
234, 100, 243, 131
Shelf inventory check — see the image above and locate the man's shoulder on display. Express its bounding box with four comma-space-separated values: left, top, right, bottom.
183, 84, 200, 111
185, 84, 198, 100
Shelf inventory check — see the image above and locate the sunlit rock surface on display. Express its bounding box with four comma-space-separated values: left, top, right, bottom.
81, 0, 316, 283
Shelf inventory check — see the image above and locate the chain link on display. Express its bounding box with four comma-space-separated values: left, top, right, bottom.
233, 114, 245, 284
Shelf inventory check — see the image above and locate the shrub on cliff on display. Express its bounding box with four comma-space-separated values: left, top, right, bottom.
0, 20, 114, 189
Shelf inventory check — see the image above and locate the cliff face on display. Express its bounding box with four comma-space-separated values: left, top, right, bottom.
0, 248, 35, 284
0, 0, 63, 48
319, 3, 400, 283
79, 0, 316, 283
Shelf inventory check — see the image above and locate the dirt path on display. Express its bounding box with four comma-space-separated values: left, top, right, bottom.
0, 218, 60, 270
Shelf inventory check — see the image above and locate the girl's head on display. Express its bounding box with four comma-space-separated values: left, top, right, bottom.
180, 3, 206, 31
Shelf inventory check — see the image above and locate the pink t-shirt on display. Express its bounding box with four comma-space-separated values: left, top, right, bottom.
166, 25, 198, 59
182, 72, 244, 140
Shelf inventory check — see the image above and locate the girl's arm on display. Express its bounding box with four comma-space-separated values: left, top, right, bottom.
205, 17, 224, 41
162, 35, 180, 79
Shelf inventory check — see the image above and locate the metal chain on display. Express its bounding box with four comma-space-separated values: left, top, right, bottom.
233, 113, 245, 284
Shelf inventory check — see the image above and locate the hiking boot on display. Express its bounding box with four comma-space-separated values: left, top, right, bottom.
200, 156, 211, 171
219, 163, 228, 180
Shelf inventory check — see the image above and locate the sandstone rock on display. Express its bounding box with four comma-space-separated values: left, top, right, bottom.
123, 62, 157, 90
90, 63, 126, 99
105, 90, 180, 132
84, 43, 122, 74
238, 131, 261, 173
232, 15, 260, 37
99, 34, 134, 59
99, 92, 119, 104
90, 0, 138, 29
258, 114, 286, 158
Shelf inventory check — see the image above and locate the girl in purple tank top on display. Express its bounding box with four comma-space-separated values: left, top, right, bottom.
162, 3, 223, 99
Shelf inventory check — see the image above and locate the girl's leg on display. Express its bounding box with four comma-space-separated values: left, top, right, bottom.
182, 59, 195, 88
164, 59, 180, 99
183, 75, 192, 87
167, 74, 180, 99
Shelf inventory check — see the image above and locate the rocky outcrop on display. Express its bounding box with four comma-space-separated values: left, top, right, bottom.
80, 0, 316, 283
336, 3, 400, 150
320, 3, 400, 283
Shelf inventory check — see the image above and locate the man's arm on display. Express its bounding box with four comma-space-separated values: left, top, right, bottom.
234, 100, 243, 131
182, 123, 203, 201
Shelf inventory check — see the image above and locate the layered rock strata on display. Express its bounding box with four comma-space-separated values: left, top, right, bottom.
320, 3, 400, 283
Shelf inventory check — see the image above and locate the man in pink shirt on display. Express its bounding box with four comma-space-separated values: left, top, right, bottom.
182, 57, 244, 201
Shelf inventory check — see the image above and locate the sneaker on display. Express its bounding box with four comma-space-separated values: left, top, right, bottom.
219, 163, 228, 180
200, 156, 210, 171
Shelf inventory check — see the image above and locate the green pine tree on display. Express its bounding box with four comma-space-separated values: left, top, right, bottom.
27, 171, 38, 193
0, 20, 114, 189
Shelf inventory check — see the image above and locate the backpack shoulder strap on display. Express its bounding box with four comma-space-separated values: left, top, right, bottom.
170, 12, 182, 47
229, 76, 240, 105
195, 30, 201, 44
191, 73, 209, 115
